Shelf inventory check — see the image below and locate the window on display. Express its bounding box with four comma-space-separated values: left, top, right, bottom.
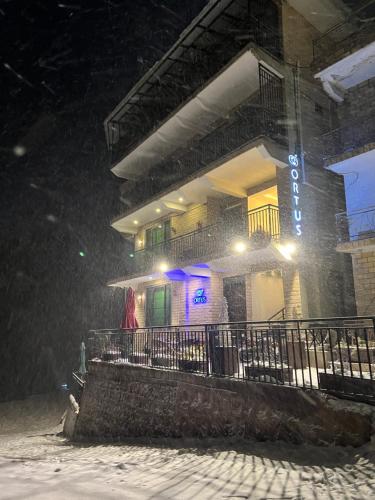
145, 285, 171, 326
145, 220, 170, 248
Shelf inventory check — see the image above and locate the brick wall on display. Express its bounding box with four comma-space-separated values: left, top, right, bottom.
73, 362, 373, 446
171, 203, 208, 237
352, 250, 375, 315
338, 78, 375, 124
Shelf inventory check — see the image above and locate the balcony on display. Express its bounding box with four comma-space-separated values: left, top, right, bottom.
129, 204, 279, 277
319, 115, 375, 164
336, 206, 375, 245
313, 3, 375, 71
119, 85, 286, 209
105, 0, 283, 169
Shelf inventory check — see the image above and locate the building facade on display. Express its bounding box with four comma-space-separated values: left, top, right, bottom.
314, 1, 375, 315
104, 0, 359, 327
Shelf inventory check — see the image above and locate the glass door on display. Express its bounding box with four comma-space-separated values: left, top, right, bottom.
145, 285, 171, 326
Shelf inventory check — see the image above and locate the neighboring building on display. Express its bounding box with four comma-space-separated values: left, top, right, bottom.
104, 0, 357, 327
314, 1, 375, 314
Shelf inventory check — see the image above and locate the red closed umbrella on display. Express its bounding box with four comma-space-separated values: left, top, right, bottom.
121, 287, 139, 330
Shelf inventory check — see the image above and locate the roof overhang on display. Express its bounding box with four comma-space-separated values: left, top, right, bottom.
111, 47, 283, 179
111, 142, 287, 235
315, 41, 375, 102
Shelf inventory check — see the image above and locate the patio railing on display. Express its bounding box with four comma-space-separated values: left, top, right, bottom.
86, 316, 375, 404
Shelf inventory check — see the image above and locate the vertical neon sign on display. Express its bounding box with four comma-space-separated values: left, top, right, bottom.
289, 154, 302, 237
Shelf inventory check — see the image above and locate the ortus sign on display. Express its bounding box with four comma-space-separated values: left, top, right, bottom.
289, 154, 302, 237
193, 288, 207, 304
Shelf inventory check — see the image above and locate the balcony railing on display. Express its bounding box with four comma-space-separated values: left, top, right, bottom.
336, 207, 375, 244
130, 204, 279, 276
85, 316, 375, 404
313, 3, 375, 68
318, 115, 375, 162
107, 0, 283, 163
119, 70, 286, 207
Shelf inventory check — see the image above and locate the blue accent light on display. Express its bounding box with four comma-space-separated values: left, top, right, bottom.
193, 288, 207, 304
165, 269, 188, 281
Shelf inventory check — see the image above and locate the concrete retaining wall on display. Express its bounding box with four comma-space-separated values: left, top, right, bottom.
73, 361, 374, 447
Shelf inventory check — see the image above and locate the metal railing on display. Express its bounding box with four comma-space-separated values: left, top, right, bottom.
86, 316, 375, 403
129, 204, 279, 275
319, 115, 375, 162
336, 206, 375, 243
107, 0, 284, 161
313, 3, 375, 68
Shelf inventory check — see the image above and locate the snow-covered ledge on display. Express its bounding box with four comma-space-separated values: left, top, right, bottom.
315, 41, 375, 102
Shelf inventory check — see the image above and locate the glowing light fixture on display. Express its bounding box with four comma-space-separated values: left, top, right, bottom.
178, 197, 184, 202
79, 251, 85, 257
133, 220, 139, 225
129, 253, 135, 258
232, 240, 247, 254
159, 262, 169, 272
156, 208, 161, 213
278, 242, 297, 261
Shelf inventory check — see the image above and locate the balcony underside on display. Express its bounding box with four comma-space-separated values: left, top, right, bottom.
108, 240, 290, 289
111, 141, 287, 235
337, 236, 375, 254
315, 40, 375, 102
111, 48, 284, 179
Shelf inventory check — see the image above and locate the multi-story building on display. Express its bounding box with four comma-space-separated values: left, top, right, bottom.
104, 0, 357, 327
314, 1, 375, 315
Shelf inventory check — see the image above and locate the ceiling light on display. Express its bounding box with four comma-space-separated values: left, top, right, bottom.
178, 197, 184, 202
159, 262, 169, 273
156, 208, 161, 213
133, 220, 139, 225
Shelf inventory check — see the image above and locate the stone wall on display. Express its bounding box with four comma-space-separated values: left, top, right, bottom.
73, 362, 374, 447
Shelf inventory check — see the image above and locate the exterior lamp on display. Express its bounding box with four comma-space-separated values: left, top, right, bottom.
279, 242, 297, 261
159, 262, 169, 273
232, 240, 247, 254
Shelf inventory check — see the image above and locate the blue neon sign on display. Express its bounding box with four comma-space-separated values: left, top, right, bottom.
193, 288, 207, 304
289, 154, 302, 237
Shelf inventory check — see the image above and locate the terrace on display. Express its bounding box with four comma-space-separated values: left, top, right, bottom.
85, 316, 375, 404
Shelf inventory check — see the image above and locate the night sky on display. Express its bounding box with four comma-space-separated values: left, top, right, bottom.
0, 0, 207, 400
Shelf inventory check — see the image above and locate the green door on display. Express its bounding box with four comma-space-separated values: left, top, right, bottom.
146, 285, 171, 326
145, 220, 171, 248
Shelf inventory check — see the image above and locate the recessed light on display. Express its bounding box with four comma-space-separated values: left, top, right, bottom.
178, 197, 184, 202
133, 220, 139, 225
156, 208, 161, 213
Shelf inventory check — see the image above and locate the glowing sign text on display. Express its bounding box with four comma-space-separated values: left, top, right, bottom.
193, 288, 207, 304
289, 154, 302, 237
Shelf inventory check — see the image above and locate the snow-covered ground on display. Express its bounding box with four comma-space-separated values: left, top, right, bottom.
1, 394, 375, 499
